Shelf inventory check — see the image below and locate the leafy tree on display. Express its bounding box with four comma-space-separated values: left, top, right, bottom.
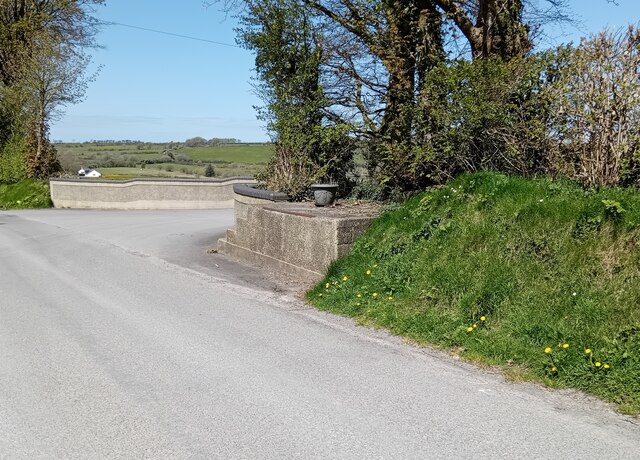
184, 136, 208, 147
16, 40, 95, 177
0, 0, 102, 178
237, 0, 353, 199
204, 163, 216, 177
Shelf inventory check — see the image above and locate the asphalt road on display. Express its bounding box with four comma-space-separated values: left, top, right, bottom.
1, 209, 638, 459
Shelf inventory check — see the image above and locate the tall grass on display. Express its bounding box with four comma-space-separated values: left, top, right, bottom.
0, 179, 52, 209
308, 172, 640, 414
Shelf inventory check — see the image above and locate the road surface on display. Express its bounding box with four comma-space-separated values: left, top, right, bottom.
1, 209, 638, 458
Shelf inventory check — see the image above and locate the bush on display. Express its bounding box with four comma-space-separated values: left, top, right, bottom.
256, 142, 322, 200
174, 154, 192, 163
0, 135, 27, 183
549, 26, 640, 188
204, 163, 215, 177
418, 54, 559, 184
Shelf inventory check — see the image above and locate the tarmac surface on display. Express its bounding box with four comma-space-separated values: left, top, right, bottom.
1, 209, 639, 458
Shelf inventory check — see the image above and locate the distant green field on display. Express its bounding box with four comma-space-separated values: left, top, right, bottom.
185, 144, 272, 163
56, 142, 273, 179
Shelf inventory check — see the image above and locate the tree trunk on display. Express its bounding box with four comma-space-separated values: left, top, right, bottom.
436, 0, 530, 61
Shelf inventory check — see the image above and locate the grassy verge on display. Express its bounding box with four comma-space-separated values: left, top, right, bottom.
308, 172, 640, 414
0, 179, 52, 209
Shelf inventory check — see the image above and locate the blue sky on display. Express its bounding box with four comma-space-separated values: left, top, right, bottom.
50, 0, 640, 143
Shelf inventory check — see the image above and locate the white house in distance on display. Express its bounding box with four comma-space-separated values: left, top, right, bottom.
78, 167, 102, 178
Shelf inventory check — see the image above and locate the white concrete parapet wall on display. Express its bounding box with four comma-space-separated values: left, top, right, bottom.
49, 177, 257, 210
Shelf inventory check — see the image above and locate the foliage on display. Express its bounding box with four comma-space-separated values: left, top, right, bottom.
417, 53, 562, 183
0, 0, 102, 179
256, 141, 325, 200
0, 178, 51, 209
308, 172, 640, 414
549, 26, 640, 188
204, 163, 216, 177
184, 137, 240, 147
0, 134, 27, 183
236, 0, 354, 198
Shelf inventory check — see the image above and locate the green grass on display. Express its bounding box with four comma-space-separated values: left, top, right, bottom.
99, 162, 264, 180
308, 172, 640, 414
184, 144, 273, 163
0, 179, 52, 209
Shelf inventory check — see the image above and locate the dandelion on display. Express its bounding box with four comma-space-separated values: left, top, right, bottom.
572, 292, 577, 297
366, 269, 372, 275
545, 347, 552, 354
603, 364, 610, 369
480, 316, 486, 321
356, 302, 361, 306
595, 362, 602, 367
467, 327, 474, 332
325, 283, 330, 289
585, 348, 592, 354
356, 294, 362, 298
551, 366, 557, 372
388, 296, 393, 301
372, 292, 378, 298
342, 276, 348, 281
472, 324, 478, 329
562, 343, 570, 349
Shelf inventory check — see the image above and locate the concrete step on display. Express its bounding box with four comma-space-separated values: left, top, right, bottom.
225, 228, 238, 245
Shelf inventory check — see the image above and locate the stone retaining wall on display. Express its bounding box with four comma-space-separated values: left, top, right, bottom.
218, 192, 380, 283
49, 177, 256, 210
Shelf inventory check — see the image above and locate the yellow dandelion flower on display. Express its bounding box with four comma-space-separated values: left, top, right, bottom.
388, 296, 393, 301
603, 364, 610, 369
480, 316, 486, 321
562, 343, 570, 349
472, 324, 478, 329
357, 294, 362, 298
342, 276, 348, 281
325, 283, 330, 289
366, 269, 372, 275
585, 348, 592, 354
551, 367, 557, 372
467, 326, 474, 332
595, 362, 602, 367
544, 347, 552, 354
372, 292, 378, 297
356, 302, 361, 306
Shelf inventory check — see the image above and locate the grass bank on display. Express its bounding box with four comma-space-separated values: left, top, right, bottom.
308, 172, 640, 414
0, 179, 52, 209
